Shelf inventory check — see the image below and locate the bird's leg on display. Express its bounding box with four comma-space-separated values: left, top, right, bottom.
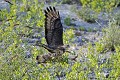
35, 41, 55, 53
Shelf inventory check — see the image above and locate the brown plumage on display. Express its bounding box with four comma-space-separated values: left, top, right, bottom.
36, 6, 78, 63
36, 6, 65, 63
44, 6, 63, 49
36, 6, 65, 54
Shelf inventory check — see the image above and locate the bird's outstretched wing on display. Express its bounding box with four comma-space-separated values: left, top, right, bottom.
44, 6, 63, 48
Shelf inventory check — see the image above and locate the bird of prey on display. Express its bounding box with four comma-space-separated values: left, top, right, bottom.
36, 6, 69, 63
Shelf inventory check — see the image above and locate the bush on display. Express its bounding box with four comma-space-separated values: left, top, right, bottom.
62, 0, 72, 4
63, 29, 74, 44
102, 21, 120, 51
79, 26, 86, 31
0, 9, 7, 21
77, 8, 97, 23
114, 11, 120, 25
62, 0, 81, 4
80, 0, 120, 13
64, 16, 71, 26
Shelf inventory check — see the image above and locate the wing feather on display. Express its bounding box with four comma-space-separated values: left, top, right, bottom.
44, 6, 63, 48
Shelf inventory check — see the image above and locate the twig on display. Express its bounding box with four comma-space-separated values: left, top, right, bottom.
4, 0, 13, 5
95, 20, 102, 28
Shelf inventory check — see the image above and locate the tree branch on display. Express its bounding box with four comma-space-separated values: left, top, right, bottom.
4, 0, 13, 5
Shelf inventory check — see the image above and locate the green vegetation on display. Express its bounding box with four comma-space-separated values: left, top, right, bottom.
79, 26, 86, 31
62, 0, 72, 4
0, 0, 45, 79
0, 10, 7, 21
64, 16, 71, 26
77, 0, 120, 23
61, 0, 81, 4
114, 11, 120, 25
102, 20, 120, 51
80, 0, 120, 13
87, 27, 93, 32
0, 0, 120, 79
63, 29, 74, 44
77, 7, 97, 23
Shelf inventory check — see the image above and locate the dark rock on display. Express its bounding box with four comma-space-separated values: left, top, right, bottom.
25, 51, 31, 58
105, 73, 109, 78
102, 68, 111, 78
117, 3, 120, 7
74, 36, 83, 46
98, 58, 107, 65
27, 39, 39, 43
88, 71, 96, 79
74, 31, 82, 36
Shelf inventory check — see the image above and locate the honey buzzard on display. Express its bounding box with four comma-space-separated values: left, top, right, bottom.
36, 6, 67, 63
36, 6, 78, 63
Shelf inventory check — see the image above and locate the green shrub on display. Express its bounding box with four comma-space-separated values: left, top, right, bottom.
64, 16, 71, 26
62, 0, 72, 4
114, 11, 120, 25
87, 27, 93, 32
77, 8, 97, 23
0, 9, 8, 21
95, 41, 105, 53
79, 26, 86, 31
80, 0, 120, 13
63, 29, 74, 44
102, 21, 120, 51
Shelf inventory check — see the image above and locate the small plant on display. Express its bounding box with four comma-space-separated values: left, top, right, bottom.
63, 29, 74, 44
80, 0, 119, 13
114, 11, 120, 25
79, 26, 86, 31
77, 8, 97, 23
64, 16, 71, 26
87, 27, 93, 32
95, 42, 105, 53
61, 0, 72, 4
0, 9, 7, 21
